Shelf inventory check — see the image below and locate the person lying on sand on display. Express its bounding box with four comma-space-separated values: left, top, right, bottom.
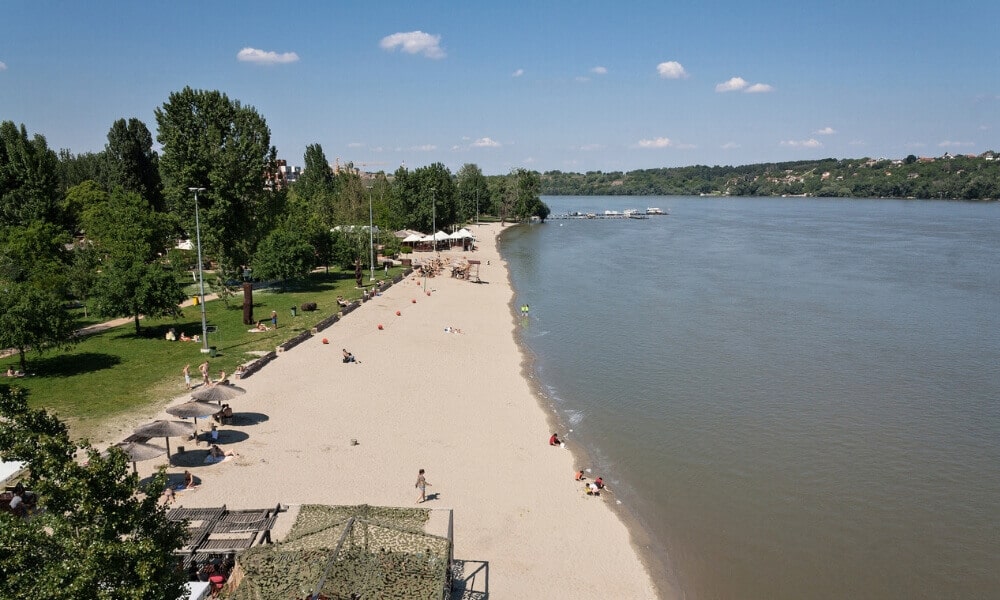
204, 444, 238, 464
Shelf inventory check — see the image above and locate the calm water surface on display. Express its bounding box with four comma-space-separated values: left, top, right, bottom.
500, 197, 1000, 600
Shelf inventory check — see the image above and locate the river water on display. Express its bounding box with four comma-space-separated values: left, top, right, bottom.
499, 196, 1000, 600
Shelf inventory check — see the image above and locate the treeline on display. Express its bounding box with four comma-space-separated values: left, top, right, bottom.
1, 86, 549, 370
540, 154, 1000, 200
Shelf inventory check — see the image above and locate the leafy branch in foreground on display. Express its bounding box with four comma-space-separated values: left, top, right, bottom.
0, 387, 187, 600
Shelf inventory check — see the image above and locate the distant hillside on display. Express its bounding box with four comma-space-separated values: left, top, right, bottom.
540, 153, 1000, 200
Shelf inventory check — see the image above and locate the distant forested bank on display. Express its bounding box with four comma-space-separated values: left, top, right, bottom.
540, 153, 1000, 200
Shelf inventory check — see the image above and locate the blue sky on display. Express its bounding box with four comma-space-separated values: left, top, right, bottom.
2, 1, 997, 175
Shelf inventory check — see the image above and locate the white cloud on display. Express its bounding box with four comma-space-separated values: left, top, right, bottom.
938, 140, 974, 147
591, 66, 608, 75
657, 61, 688, 79
722, 142, 740, 149
412, 144, 437, 152
0, 61, 6, 71
745, 83, 773, 93
780, 139, 822, 148
348, 142, 364, 148
472, 137, 501, 148
716, 77, 773, 93
638, 137, 672, 148
815, 126, 836, 135
236, 47, 300, 65
379, 31, 445, 59
715, 76, 748, 92
579, 143, 603, 151
512, 68, 524, 77
850, 140, 867, 146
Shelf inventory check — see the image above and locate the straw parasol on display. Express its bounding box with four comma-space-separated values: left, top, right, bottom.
191, 383, 246, 405
166, 400, 219, 440
106, 441, 167, 474
167, 400, 218, 419
133, 420, 194, 463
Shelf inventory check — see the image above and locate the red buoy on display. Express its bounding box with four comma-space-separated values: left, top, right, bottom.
377, 324, 384, 330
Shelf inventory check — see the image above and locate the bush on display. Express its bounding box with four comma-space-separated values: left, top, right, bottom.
300, 302, 317, 312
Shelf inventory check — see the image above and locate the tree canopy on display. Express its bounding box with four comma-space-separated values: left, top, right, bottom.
0, 387, 187, 600
155, 87, 279, 274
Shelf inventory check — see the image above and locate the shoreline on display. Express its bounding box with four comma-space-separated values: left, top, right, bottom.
500, 225, 679, 600
125, 222, 658, 598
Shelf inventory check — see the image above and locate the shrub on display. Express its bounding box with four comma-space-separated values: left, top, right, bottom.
300, 302, 318, 312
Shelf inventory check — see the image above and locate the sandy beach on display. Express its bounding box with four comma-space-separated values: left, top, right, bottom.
128, 223, 659, 599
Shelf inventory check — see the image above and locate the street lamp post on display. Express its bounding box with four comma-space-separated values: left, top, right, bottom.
368, 189, 376, 282
189, 187, 210, 354
424, 187, 436, 293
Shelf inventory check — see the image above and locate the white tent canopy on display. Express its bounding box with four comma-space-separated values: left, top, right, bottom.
449, 228, 474, 239
402, 233, 425, 243
433, 230, 450, 241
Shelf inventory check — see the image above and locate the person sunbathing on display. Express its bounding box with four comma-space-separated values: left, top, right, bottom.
342, 349, 357, 363
255, 321, 270, 332
205, 444, 237, 463
179, 332, 191, 341
336, 296, 350, 308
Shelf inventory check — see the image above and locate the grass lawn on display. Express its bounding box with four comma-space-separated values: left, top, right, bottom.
1, 267, 407, 440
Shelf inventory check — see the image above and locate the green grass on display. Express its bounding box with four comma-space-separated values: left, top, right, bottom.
1, 267, 407, 439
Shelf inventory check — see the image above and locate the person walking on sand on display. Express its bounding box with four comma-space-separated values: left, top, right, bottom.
415, 468, 431, 503
183, 364, 192, 389
199, 361, 210, 386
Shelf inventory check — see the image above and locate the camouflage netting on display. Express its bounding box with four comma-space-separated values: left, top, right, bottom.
223, 505, 450, 600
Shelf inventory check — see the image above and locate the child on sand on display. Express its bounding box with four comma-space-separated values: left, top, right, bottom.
415, 468, 431, 503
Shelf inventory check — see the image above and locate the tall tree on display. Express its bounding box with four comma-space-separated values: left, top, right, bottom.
297, 143, 334, 199
0, 222, 76, 371
103, 118, 164, 210
155, 87, 278, 274
85, 191, 185, 334
0, 387, 187, 600
252, 226, 317, 286
455, 163, 489, 224
0, 121, 61, 227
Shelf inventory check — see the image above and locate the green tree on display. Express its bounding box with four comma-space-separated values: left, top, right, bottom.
85, 191, 185, 334
0, 387, 187, 600
103, 118, 164, 210
0, 121, 61, 227
62, 180, 110, 236
0, 222, 76, 371
155, 87, 279, 274
456, 163, 489, 224
252, 226, 316, 286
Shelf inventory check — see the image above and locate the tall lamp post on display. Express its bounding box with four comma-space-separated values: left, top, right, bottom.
188, 187, 210, 354
424, 187, 436, 293
368, 189, 376, 282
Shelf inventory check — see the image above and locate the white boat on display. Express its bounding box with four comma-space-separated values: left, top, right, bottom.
646, 207, 665, 215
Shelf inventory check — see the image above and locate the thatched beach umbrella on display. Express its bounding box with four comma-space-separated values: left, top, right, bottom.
133, 420, 194, 464
166, 400, 219, 440
191, 383, 246, 405
105, 441, 167, 474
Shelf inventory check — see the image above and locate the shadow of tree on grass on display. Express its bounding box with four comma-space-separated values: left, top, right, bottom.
28, 352, 122, 378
